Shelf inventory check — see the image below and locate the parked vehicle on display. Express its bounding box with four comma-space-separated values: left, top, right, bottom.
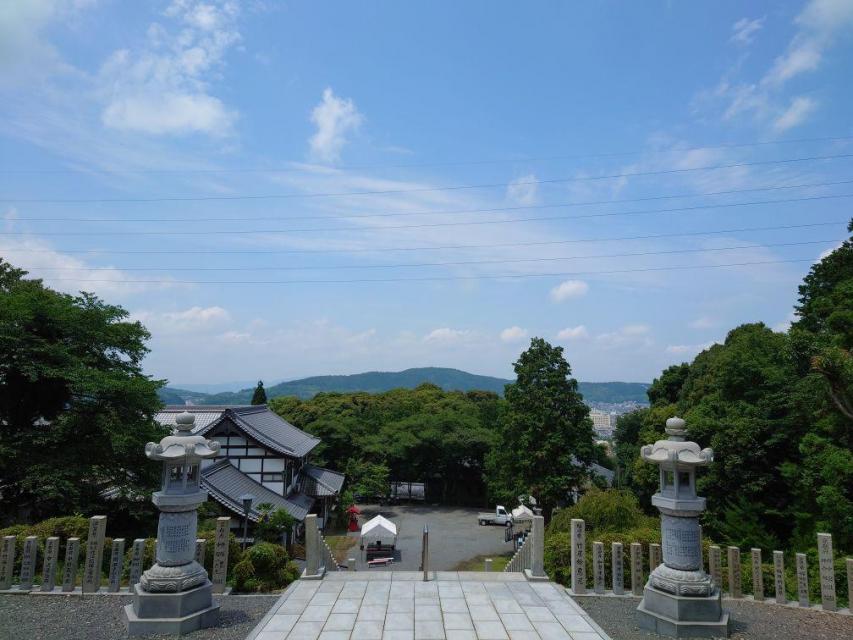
478, 505, 512, 526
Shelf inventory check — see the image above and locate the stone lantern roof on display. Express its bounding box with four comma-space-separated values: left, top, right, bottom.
640, 417, 713, 469
145, 411, 220, 462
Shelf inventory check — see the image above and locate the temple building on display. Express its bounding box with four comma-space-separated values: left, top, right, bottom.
154, 405, 345, 533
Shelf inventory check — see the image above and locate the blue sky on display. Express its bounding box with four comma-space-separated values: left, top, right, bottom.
2, 0, 853, 386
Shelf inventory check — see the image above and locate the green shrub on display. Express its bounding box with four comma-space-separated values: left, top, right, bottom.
549, 489, 653, 535
233, 542, 298, 593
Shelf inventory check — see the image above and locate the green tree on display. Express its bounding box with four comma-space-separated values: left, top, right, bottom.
486, 338, 595, 516
0, 260, 166, 522
613, 408, 647, 488
254, 503, 296, 546
251, 380, 267, 405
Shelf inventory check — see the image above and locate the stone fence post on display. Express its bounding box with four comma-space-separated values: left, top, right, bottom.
796, 553, 809, 607
305, 514, 321, 577
211, 517, 231, 594
41, 537, 60, 592
751, 548, 763, 601
592, 542, 605, 594
773, 551, 786, 605
82, 515, 106, 593
570, 519, 586, 594
727, 546, 741, 598
817, 533, 836, 612
612, 542, 624, 595
61, 538, 80, 592
630, 543, 643, 596
0, 536, 16, 590
19, 536, 37, 591
530, 515, 544, 578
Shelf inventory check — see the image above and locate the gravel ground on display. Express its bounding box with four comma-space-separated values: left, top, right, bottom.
576, 595, 853, 640
0, 594, 278, 640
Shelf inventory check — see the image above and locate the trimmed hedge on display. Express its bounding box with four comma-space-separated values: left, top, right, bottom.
232, 542, 299, 593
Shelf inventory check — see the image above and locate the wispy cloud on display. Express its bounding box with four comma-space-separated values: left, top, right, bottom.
699, 0, 853, 132
550, 279, 589, 302
506, 174, 539, 206
309, 87, 364, 163
557, 325, 588, 341
500, 326, 528, 343
772, 95, 818, 131
98, 0, 240, 136
730, 17, 764, 46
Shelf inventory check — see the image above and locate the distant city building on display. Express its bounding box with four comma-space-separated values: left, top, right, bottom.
589, 408, 615, 439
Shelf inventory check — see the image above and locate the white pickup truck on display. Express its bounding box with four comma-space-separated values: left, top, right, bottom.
477, 505, 512, 526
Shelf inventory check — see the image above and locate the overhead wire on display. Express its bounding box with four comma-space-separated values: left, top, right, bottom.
37, 258, 822, 285
2, 192, 851, 235
2, 134, 852, 174
10, 177, 853, 223
23, 240, 837, 272
3, 152, 853, 204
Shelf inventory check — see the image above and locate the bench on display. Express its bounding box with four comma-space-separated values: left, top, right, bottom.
367, 557, 394, 567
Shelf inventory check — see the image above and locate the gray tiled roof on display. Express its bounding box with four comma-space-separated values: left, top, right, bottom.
201, 459, 314, 521
302, 464, 346, 497
178, 405, 320, 458
155, 406, 235, 432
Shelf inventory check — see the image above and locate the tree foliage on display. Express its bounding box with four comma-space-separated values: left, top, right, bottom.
0, 261, 166, 523
614, 223, 853, 550
485, 338, 595, 515
269, 383, 501, 504
251, 380, 267, 405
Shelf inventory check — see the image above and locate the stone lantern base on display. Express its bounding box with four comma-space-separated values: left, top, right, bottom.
638, 582, 729, 638
124, 580, 219, 636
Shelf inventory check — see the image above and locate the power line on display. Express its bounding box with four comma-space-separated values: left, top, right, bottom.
3, 152, 852, 204
12, 178, 853, 223
25, 240, 836, 272
2, 193, 850, 236
2, 221, 844, 256
3, 134, 852, 174
36, 258, 818, 285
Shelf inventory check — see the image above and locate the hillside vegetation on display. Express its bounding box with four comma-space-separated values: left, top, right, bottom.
157, 367, 649, 405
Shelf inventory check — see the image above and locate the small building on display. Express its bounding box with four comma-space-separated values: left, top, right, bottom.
589, 409, 615, 439
155, 405, 344, 533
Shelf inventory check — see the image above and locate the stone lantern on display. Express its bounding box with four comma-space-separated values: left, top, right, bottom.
125, 411, 222, 636
636, 417, 729, 638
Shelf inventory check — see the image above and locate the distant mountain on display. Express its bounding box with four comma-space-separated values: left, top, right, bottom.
157, 367, 650, 406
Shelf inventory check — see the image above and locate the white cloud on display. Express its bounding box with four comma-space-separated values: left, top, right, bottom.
763, 41, 822, 86
423, 327, 473, 344
731, 17, 764, 46
595, 324, 652, 349
665, 341, 717, 356
506, 174, 539, 206
0, 236, 175, 297
500, 326, 528, 343
98, 0, 240, 136
309, 87, 363, 163
701, 0, 853, 132
557, 325, 588, 341
549, 279, 589, 302
772, 96, 818, 131
102, 92, 234, 136
689, 316, 717, 330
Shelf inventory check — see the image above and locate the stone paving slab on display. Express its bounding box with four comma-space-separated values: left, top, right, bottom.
246, 572, 610, 640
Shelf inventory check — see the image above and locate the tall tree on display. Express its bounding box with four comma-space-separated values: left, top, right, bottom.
486, 338, 595, 516
0, 260, 166, 522
251, 380, 267, 405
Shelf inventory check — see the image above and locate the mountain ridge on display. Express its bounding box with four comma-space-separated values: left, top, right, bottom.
157, 367, 650, 405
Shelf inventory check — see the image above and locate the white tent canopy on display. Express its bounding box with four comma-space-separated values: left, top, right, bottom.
360, 515, 398, 543
511, 505, 534, 521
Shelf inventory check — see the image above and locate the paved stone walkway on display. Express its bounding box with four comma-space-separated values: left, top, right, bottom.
246, 572, 611, 640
